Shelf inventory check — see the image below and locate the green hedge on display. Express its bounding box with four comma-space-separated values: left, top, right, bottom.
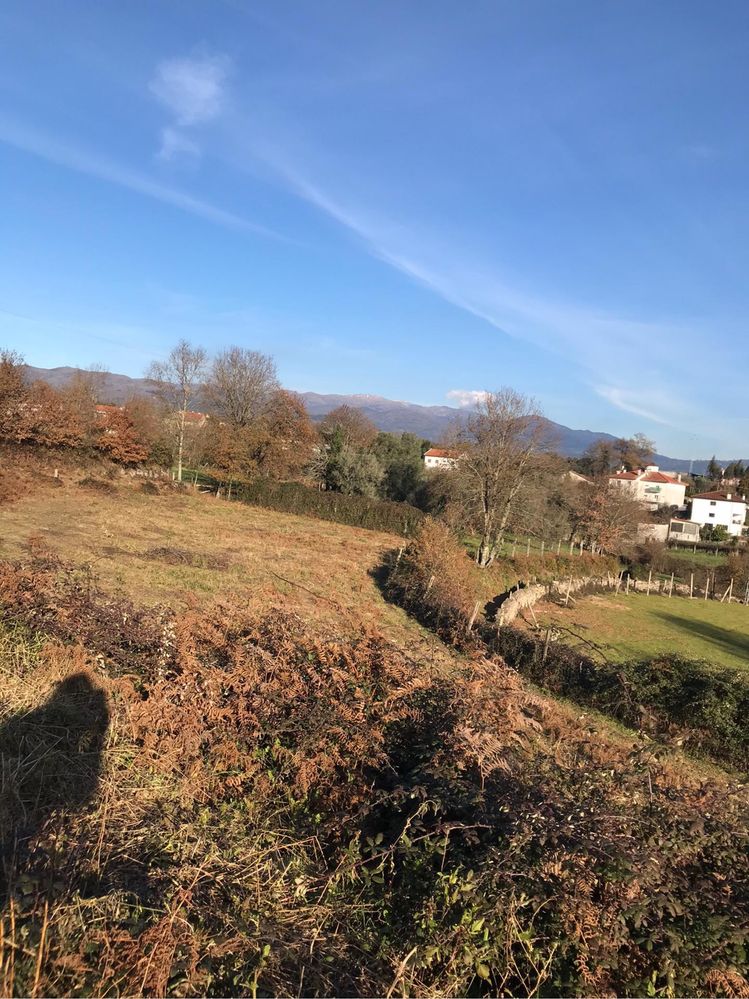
203, 474, 425, 536
495, 626, 749, 771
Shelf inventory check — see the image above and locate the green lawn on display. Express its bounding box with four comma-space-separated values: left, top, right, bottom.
666, 546, 730, 568
535, 592, 749, 672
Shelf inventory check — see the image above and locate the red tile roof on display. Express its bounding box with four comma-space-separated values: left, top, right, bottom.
641, 471, 683, 484
693, 491, 747, 504
425, 447, 459, 459
610, 469, 683, 485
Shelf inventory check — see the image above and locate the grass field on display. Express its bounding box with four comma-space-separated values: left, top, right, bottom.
666, 546, 730, 568
0, 475, 452, 660
535, 591, 749, 671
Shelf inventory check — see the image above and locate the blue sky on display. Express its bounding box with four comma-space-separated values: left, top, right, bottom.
1, 0, 748, 458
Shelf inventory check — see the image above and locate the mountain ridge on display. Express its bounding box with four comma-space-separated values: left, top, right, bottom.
22, 364, 733, 473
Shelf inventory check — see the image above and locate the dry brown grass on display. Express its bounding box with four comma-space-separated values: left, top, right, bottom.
0, 470, 452, 663
0, 558, 747, 998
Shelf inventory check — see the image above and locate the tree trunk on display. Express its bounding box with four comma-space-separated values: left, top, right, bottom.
177, 408, 186, 482
476, 537, 495, 567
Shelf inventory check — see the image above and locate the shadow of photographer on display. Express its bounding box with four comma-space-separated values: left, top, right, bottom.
1, 673, 109, 903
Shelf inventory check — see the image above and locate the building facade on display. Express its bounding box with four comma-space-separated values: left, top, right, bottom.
609, 465, 687, 510
423, 447, 459, 469
689, 492, 747, 537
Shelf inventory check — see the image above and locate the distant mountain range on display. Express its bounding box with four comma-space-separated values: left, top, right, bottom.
23, 365, 736, 473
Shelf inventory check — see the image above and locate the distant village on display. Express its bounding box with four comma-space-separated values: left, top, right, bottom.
424, 447, 748, 546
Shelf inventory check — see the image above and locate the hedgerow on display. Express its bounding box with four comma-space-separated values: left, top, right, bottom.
236, 478, 425, 535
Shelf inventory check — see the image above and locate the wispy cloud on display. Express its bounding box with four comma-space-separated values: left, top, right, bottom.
594, 386, 674, 425
250, 144, 711, 431
446, 389, 488, 408
150, 54, 231, 159
0, 113, 285, 241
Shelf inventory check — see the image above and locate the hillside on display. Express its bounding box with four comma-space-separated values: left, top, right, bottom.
22, 364, 728, 469
1, 459, 748, 996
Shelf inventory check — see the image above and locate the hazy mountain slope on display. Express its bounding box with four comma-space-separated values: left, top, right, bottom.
22, 365, 729, 470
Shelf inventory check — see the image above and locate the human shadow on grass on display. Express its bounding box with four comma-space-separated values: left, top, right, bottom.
651, 611, 749, 666
0, 673, 109, 904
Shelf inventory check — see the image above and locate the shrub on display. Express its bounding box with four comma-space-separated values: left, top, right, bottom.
386, 519, 479, 637
78, 476, 117, 494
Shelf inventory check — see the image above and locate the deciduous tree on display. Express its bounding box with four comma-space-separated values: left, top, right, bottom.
255, 390, 317, 479
455, 388, 551, 567
147, 339, 208, 481
97, 406, 150, 464
613, 433, 655, 472
207, 347, 279, 428
574, 479, 642, 554
319, 405, 377, 449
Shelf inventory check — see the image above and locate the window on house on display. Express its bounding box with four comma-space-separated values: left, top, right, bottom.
710, 500, 717, 506
709, 513, 715, 518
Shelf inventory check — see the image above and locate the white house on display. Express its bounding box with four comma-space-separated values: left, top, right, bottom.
689, 492, 747, 537
423, 447, 460, 469
609, 465, 687, 511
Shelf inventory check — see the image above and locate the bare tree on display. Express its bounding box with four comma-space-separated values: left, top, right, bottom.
574, 479, 642, 554
456, 388, 551, 567
318, 405, 377, 449
207, 347, 279, 428
62, 364, 109, 443
147, 340, 208, 481
613, 433, 656, 472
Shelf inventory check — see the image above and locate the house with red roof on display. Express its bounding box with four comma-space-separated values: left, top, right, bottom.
423, 447, 460, 469
689, 491, 747, 537
609, 465, 687, 510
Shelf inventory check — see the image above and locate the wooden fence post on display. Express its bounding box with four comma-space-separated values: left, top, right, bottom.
646, 569, 652, 596
526, 537, 531, 556
540, 540, 545, 557
565, 577, 572, 607
704, 573, 709, 600
625, 575, 630, 595
668, 572, 674, 597
689, 572, 694, 599
467, 601, 481, 632
557, 539, 562, 555
542, 627, 551, 663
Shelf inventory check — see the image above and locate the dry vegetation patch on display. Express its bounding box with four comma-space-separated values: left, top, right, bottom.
0, 469, 454, 667
0, 555, 747, 997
